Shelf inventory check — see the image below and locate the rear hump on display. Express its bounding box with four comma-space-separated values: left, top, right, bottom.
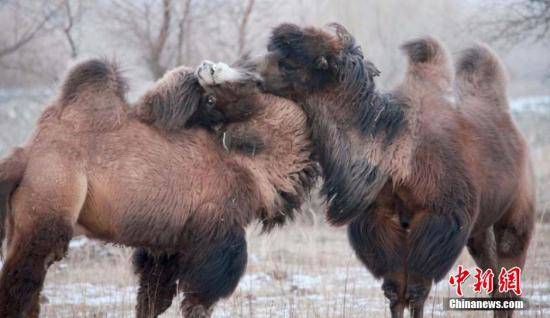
455, 43, 508, 108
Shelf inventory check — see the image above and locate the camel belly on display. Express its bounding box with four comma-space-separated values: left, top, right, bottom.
76, 195, 120, 242
75, 166, 234, 248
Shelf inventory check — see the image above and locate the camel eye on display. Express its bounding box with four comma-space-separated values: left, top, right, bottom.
206, 95, 216, 108
279, 60, 298, 72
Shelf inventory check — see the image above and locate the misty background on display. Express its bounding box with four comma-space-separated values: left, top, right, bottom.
1, 1, 550, 316
1, 0, 549, 212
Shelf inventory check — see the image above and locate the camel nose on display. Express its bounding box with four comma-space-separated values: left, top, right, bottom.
198, 60, 214, 75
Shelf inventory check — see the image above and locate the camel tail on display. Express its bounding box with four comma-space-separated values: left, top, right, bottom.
0, 148, 27, 258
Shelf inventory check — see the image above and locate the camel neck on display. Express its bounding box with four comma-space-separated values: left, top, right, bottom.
299, 91, 398, 224
303, 89, 406, 153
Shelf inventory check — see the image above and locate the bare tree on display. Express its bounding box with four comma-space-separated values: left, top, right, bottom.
61, 0, 82, 59
0, 0, 88, 86
109, 0, 173, 79
0, 1, 61, 59
149, 0, 172, 78
476, 0, 550, 45
176, 0, 193, 65
238, 0, 255, 56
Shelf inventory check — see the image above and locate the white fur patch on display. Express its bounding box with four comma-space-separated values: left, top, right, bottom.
443, 91, 457, 108
196, 60, 245, 86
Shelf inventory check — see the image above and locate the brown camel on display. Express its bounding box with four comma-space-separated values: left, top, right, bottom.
0, 59, 317, 317
245, 23, 535, 318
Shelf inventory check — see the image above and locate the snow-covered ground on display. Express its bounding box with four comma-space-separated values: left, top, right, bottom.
510, 95, 550, 113
34, 222, 550, 318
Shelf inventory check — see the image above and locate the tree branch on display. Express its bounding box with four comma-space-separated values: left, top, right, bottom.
474, 0, 550, 46
238, 0, 255, 56
0, 1, 61, 58
62, 0, 78, 58
147, 0, 171, 78
176, 0, 192, 65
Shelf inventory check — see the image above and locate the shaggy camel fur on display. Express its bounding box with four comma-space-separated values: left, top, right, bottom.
248, 23, 535, 318
0, 60, 317, 317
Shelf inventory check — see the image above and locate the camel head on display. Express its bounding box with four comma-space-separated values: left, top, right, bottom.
249, 23, 381, 100
195, 60, 263, 123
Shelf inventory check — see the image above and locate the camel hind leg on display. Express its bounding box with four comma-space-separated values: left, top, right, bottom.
0, 160, 86, 317
467, 228, 498, 271
347, 209, 407, 318
492, 195, 534, 318
0, 214, 73, 317
467, 227, 500, 296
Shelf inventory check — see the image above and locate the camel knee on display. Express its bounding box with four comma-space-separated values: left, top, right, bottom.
405, 277, 432, 305
404, 274, 432, 318
181, 296, 214, 318
495, 224, 531, 260
30, 216, 73, 261
5, 215, 72, 267
382, 273, 406, 307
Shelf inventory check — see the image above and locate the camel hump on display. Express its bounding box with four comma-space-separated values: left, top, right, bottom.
455, 43, 508, 107
59, 59, 127, 106
401, 37, 453, 90
401, 37, 445, 64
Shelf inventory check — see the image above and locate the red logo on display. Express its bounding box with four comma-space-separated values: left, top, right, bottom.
449, 266, 522, 296
473, 268, 494, 294
448, 265, 470, 296
498, 267, 522, 296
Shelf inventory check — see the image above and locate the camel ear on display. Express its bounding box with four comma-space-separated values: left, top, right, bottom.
269, 23, 303, 52
328, 23, 356, 49
315, 56, 328, 70
366, 61, 381, 77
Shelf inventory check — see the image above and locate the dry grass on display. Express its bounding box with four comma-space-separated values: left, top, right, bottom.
37, 217, 549, 317
29, 109, 550, 317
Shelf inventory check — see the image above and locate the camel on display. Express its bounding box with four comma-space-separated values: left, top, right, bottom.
245, 23, 535, 317
0, 59, 317, 317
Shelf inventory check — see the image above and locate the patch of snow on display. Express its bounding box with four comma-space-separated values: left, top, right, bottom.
43, 283, 137, 306
529, 292, 550, 303
0, 88, 51, 102
510, 95, 550, 113
248, 252, 260, 264
290, 273, 321, 289
69, 237, 90, 249
238, 272, 272, 292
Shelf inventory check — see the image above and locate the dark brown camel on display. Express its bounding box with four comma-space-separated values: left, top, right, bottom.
245, 23, 535, 318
